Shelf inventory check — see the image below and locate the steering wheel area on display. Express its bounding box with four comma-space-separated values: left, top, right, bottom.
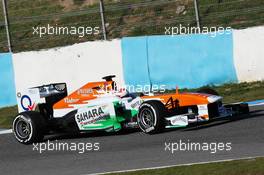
102, 75, 116, 82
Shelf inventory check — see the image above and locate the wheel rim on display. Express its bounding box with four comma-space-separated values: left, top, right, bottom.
15, 117, 31, 139
140, 108, 154, 128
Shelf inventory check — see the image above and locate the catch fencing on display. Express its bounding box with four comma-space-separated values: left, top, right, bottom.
0, 0, 263, 52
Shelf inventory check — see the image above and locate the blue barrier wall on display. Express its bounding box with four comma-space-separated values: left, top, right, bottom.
121, 36, 151, 86
121, 32, 238, 89
0, 53, 17, 107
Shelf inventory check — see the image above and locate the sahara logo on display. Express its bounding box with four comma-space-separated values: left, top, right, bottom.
75, 106, 109, 125
20, 95, 36, 111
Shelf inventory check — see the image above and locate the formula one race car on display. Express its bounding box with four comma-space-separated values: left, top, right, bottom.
13, 75, 249, 144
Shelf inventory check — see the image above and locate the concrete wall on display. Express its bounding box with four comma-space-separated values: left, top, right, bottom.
0, 26, 263, 107
233, 26, 264, 82
121, 37, 151, 86
0, 53, 16, 107
121, 26, 264, 88
12, 40, 124, 94
122, 32, 237, 89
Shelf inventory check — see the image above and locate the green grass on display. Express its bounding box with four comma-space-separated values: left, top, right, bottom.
0, 105, 17, 129
0, 81, 264, 129
108, 157, 264, 175
0, 0, 264, 52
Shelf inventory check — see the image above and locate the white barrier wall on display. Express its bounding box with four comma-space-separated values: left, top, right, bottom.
233, 26, 264, 82
12, 40, 124, 94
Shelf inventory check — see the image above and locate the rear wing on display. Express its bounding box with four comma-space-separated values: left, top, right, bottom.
16, 83, 67, 113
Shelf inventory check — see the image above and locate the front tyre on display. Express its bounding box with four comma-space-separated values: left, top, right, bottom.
13, 111, 46, 144
137, 101, 166, 134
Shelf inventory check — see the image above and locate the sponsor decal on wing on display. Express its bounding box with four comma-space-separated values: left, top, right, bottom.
75, 105, 110, 128
166, 115, 188, 127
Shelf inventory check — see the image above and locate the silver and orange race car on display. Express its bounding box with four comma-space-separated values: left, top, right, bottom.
13, 75, 249, 144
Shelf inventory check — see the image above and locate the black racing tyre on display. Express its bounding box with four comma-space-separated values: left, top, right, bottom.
239, 103, 250, 114
13, 111, 46, 144
197, 88, 219, 96
137, 100, 166, 134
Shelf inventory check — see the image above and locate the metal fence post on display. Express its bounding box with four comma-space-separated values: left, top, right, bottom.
1, 0, 12, 52
193, 0, 201, 29
99, 0, 107, 40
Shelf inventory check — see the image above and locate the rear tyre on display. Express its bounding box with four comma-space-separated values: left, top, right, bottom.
197, 88, 219, 96
137, 101, 166, 134
13, 111, 46, 144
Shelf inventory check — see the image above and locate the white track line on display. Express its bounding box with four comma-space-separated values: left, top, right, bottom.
249, 103, 264, 107
0, 129, 12, 135
87, 156, 263, 175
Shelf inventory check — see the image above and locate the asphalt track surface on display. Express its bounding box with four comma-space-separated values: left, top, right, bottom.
0, 106, 264, 175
